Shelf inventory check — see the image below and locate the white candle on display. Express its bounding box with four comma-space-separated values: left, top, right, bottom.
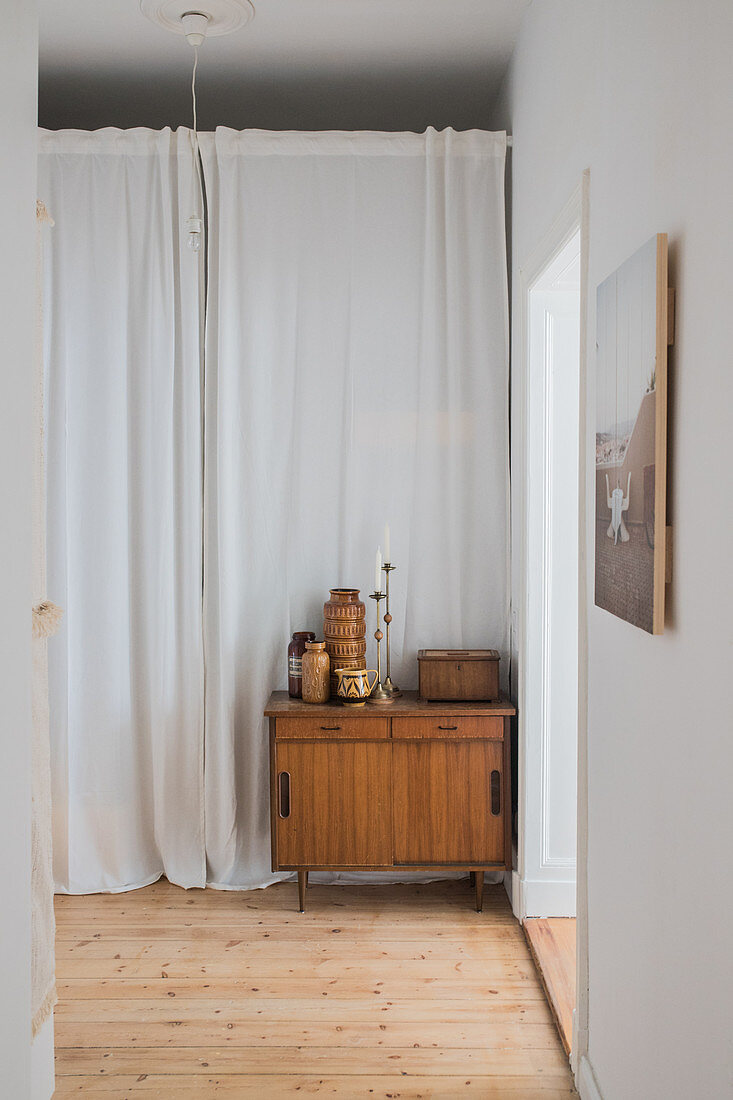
384, 523, 391, 563
375, 547, 382, 591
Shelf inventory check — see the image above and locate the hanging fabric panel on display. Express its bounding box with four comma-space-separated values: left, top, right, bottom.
199, 127, 509, 888
39, 128, 206, 893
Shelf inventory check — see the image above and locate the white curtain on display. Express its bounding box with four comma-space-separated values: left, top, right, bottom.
41, 125, 508, 894
39, 129, 206, 892
200, 127, 509, 888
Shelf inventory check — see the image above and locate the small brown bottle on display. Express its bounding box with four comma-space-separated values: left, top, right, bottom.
288, 631, 316, 698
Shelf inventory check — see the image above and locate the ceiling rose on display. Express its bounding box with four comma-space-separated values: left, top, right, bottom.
139, 0, 255, 39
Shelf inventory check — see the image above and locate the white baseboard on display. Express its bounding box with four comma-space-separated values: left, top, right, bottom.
520, 876, 576, 918
502, 868, 514, 909
577, 1054, 603, 1100
510, 870, 522, 919
570, 1009, 579, 1073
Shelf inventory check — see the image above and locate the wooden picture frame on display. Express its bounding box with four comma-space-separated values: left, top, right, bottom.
594, 233, 669, 634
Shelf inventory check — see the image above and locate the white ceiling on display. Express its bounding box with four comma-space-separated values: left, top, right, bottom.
39, 0, 530, 81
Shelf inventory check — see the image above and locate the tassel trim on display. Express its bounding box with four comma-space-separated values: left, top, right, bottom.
32, 601, 64, 639
31, 983, 57, 1038
36, 200, 54, 226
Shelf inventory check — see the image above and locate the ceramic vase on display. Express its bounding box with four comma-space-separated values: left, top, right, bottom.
323, 588, 366, 693
302, 641, 331, 704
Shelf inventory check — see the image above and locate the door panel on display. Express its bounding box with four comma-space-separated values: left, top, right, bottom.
393, 741, 504, 863
275, 741, 392, 867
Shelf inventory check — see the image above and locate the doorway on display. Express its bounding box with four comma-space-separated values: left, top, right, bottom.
514, 185, 586, 1059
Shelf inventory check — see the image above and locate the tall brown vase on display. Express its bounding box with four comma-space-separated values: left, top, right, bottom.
323, 588, 367, 694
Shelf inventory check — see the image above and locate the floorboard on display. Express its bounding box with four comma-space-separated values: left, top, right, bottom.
53, 879, 577, 1098
523, 918, 576, 1056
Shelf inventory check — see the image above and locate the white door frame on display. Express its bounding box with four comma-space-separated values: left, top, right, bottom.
511, 172, 590, 1071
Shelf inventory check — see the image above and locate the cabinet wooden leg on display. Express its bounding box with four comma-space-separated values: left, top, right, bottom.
298, 870, 308, 913
474, 869, 484, 913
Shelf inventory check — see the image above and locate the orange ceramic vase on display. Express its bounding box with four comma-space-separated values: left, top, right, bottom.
323, 588, 367, 693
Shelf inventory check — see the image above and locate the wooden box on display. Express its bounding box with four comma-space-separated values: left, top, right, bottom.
417, 649, 500, 702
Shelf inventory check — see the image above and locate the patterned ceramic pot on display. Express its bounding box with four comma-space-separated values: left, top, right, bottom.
326, 639, 367, 659
302, 641, 331, 704
334, 667, 378, 707
323, 589, 366, 692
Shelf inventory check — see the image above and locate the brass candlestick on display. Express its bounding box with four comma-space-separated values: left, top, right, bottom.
368, 591, 391, 704
382, 563, 401, 697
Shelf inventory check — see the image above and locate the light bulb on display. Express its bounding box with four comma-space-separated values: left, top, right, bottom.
186, 216, 203, 253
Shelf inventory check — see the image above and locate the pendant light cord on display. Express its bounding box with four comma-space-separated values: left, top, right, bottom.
189, 47, 203, 222
191, 45, 199, 135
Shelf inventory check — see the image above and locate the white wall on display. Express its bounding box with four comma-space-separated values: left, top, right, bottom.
498, 3, 733, 1097
0, 2, 45, 1097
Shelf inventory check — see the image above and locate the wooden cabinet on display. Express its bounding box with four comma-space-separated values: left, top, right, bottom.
266, 691, 515, 912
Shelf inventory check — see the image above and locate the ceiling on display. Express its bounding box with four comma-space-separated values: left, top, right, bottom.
40, 0, 529, 80
39, 0, 530, 131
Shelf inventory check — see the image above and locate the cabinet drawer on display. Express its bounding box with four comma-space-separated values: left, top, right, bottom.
391, 716, 503, 740
276, 716, 389, 739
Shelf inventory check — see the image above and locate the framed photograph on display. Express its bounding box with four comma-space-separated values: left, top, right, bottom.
595, 234, 669, 634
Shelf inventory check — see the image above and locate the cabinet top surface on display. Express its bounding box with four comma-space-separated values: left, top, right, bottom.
265, 690, 516, 717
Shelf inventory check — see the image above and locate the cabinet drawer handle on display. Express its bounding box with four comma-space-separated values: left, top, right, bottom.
438, 724, 458, 731
278, 771, 291, 818
320, 725, 341, 731
490, 770, 501, 816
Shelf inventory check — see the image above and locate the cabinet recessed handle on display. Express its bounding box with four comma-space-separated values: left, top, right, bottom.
320, 725, 341, 731
278, 771, 291, 818
438, 725, 458, 731
490, 770, 501, 816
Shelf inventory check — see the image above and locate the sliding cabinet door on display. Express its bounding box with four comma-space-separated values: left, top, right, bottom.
275, 741, 392, 868
392, 740, 504, 864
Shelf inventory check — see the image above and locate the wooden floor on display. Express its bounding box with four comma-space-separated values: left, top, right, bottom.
523, 919, 576, 1056
53, 879, 577, 1098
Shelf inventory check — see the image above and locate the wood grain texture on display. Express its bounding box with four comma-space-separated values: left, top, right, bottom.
418, 650, 500, 702
53, 879, 576, 1097
274, 741, 392, 867
392, 740, 504, 864
392, 716, 503, 739
653, 231, 669, 635
524, 918, 577, 1056
265, 689, 516, 718
276, 716, 389, 739
53, 1078, 576, 1097
269, 694, 514, 907
503, 716, 513, 872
